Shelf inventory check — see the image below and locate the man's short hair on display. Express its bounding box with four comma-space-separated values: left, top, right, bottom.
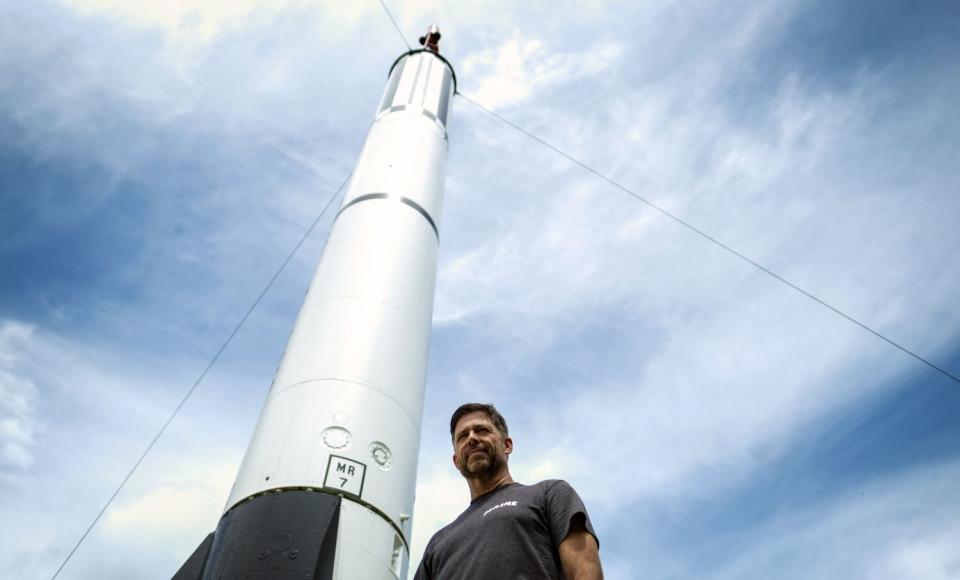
449, 403, 509, 439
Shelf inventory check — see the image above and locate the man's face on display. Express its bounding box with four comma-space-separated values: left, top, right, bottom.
451, 411, 513, 479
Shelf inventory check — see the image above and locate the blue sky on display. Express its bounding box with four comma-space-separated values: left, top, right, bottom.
2, 0, 959, 578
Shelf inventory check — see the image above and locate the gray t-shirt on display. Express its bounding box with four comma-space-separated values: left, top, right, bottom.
413, 480, 597, 580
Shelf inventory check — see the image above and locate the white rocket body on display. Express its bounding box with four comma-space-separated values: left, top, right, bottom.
231, 48, 453, 578
174, 44, 455, 580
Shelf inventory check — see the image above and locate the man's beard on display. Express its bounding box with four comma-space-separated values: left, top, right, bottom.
457, 444, 505, 479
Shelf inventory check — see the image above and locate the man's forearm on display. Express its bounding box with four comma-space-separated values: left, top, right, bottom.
564, 558, 603, 579
558, 529, 603, 580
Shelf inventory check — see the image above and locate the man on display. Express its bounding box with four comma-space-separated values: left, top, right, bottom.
414, 403, 603, 579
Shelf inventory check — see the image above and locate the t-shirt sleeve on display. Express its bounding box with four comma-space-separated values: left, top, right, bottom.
412, 546, 433, 580
544, 480, 599, 548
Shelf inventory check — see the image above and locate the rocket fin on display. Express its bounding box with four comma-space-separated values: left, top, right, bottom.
199, 490, 341, 580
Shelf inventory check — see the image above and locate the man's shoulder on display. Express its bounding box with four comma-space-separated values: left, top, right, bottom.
530, 478, 568, 489
526, 479, 577, 495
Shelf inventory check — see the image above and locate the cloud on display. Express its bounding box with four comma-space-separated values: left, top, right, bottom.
0, 322, 41, 473
704, 458, 960, 580
0, 316, 257, 579
0, 0, 374, 345
101, 460, 237, 558
0, 374, 37, 470
461, 34, 624, 108
59, 0, 467, 47
62, 0, 294, 43
877, 526, 960, 580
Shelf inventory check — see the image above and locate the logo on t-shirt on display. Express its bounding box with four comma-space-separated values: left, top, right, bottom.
482, 500, 518, 517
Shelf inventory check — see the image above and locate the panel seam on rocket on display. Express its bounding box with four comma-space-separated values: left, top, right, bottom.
265, 377, 423, 433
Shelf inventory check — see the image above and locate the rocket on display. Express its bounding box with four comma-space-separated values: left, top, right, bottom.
174, 26, 455, 580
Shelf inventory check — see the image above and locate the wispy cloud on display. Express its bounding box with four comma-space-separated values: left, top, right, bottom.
462, 34, 623, 108
0, 315, 257, 578
0, 322, 41, 474
62, 0, 294, 43
102, 460, 238, 558
705, 458, 960, 580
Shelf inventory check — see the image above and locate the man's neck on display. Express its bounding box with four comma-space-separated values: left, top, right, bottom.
467, 469, 515, 500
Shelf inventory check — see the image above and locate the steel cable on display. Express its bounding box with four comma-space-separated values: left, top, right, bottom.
49, 172, 351, 580
456, 91, 959, 386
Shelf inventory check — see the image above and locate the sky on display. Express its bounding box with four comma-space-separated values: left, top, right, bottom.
1, 0, 959, 578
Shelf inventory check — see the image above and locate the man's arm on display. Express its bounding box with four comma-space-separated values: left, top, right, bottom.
558, 515, 603, 580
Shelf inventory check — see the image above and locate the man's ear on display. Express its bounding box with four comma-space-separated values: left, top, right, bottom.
452, 451, 460, 468
504, 436, 513, 456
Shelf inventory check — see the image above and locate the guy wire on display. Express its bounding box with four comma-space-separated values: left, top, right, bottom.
456, 91, 959, 386
49, 172, 352, 580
